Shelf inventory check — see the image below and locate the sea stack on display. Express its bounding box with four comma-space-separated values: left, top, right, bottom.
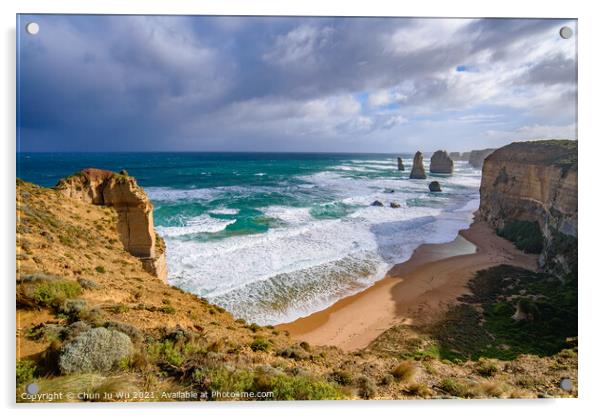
468, 148, 496, 168
428, 181, 442, 192
430, 150, 454, 174
397, 157, 405, 171
409, 151, 427, 179
55, 168, 167, 281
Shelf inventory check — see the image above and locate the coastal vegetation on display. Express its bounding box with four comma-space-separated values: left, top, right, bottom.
496, 221, 544, 254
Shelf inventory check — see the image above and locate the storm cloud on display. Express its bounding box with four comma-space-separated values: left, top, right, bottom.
17, 15, 577, 152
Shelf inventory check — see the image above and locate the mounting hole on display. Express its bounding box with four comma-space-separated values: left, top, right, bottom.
559, 378, 573, 391
25, 22, 39, 35
559, 26, 573, 39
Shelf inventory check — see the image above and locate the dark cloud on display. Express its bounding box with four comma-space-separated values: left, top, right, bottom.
17, 15, 577, 152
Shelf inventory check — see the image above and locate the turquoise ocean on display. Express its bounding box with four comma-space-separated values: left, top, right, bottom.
18, 152, 481, 325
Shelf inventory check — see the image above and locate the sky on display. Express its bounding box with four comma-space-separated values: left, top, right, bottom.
17, 15, 577, 153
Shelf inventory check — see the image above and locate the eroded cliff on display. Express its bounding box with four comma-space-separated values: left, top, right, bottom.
55, 168, 167, 281
477, 140, 577, 277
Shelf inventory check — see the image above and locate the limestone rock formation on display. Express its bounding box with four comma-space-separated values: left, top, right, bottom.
397, 157, 405, 171
409, 152, 427, 179
477, 140, 577, 277
428, 181, 442, 192
390, 202, 401, 208
449, 152, 470, 161
430, 150, 454, 174
371, 200, 384, 207
468, 148, 496, 168
55, 168, 167, 281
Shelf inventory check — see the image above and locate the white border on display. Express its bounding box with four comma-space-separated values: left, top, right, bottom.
2, 1, 600, 416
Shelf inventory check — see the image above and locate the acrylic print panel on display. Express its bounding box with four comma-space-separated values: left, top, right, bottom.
16, 14, 577, 402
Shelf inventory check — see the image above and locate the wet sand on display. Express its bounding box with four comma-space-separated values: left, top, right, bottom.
277, 221, 538, 352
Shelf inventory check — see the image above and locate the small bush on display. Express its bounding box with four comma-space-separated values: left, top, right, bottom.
95, 266, 106, 274
159, 305, 176, 314
250, 337, 271, 352
77, 277, 102, 290
104, 321, 143, 345
16, 360, 37, 386
392, 360, 416, 382
356, 376, 377, 399
439, 378, 475, 398
107, 303, 130, 314
277, 346, 307, 360
480, 381, 505, 397
380, 374, 395, 386
329, 370, 354, 386
405, 382, 431, 397
59, 328, 133, 375
59, 299, 88, 321
18, 276, 82, 309
247, 323, 261, 333
476, 359, 498, 377
299, 341, 311, 351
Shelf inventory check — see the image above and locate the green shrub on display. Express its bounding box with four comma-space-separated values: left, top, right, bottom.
20, 277, 82, 309
107, 303, 130, 314
95, 266, 106, 274
250, 337, 271, 352
159, 305, 176, 314
16, 360, 37, 386
476, 359, 498, 377
147, 338, 204, 367
247, 323, 261, 332
439, 378, 474, 398
59, 299, 88, 321
269, 374, 342, 400
329, 370, 354, 386
497, 221, 544, 254
277, 346, 307, 360
59, 328, 133, 375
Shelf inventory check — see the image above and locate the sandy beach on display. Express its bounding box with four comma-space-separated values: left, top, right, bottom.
278, 221, 539, 352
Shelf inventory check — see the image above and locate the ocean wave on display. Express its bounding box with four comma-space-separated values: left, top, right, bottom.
209, 207, 240, 215
262, 206, 313, 225
156, 214, 236, 237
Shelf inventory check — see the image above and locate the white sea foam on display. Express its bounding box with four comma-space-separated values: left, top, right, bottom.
146, 187, 221, 202
157, 214, 235, 237
161, 162, 482, 325
262, 206, 313, 225
209, 207, 240, 215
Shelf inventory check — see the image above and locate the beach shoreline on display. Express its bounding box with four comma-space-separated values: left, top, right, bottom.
277, 220, 539, 352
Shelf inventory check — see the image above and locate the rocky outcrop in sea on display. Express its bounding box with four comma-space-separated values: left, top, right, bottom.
409, 151, 427, 179
430, 150, 453, 174
397, 157, 405, 171
468, 148, 496, 168
429, 181, 442, 192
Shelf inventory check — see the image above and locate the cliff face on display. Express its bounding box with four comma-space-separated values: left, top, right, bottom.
55, 168, 167, 281
477, 140, 577, 277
